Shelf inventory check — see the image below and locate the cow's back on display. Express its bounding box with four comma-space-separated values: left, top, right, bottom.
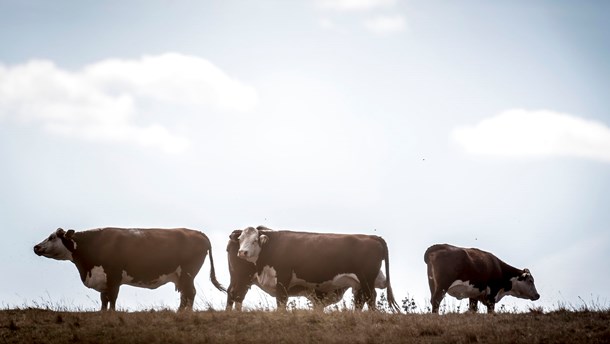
259, 231, 384, 283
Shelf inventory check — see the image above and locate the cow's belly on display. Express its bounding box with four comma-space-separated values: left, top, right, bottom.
122, 267, 181, 289
83, 265, 180, 291
446, 280, 488, 300
254, 266, 361, 296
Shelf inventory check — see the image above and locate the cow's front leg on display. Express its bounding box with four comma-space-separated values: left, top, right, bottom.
100, 292, 110, 311
483, 295, 495, 314
105, 272, 122, 311
468, 298, 479, 313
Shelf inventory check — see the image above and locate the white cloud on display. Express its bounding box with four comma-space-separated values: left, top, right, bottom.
363, 15, 406, 34
315, 0, 396, 11
452, 109, 610, 163
0, 53, 258, 153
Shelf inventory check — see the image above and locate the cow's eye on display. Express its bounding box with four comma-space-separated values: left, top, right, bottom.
48, 235, 53, 240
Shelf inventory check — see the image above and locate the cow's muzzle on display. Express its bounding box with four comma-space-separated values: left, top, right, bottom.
237, 250, 248, 258
532, 293, 540, 301
33, 245, 43, 256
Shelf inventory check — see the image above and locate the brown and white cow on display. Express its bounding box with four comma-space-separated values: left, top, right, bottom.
226, 231, 348, 311
33, 227, 226, 311
231, 226, 400, 312
424, 244, 540, 313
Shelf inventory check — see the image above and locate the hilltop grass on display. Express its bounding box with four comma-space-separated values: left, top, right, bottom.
2, 307, 609, 344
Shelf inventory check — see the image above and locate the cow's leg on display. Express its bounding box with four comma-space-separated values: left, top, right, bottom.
365, 287, 377, 311
483, 295, 495, 314
100, 292, 110, 311
106, 284, 120, 311
178, 273, 196, 310
485, 302, 495, 314
225, 284, 235, 311
430, 289, 445, 314
468, 298, 479, 313
354, 289, 365, 311
427, 264, 444, 314
275, 284, 289, 311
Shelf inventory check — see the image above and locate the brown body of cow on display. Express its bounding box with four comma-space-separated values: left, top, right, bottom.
424, 244, 540, 313
34, 227, 225, 311
232, 226, 400, 312
225, 233, 348, 311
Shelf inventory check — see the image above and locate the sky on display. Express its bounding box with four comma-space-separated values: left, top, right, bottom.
1, 0, 609, 312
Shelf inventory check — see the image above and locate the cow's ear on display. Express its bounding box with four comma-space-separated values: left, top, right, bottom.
229, 231, 241, 242
259, 234, 269, 245
66, 229, 75, 239
523, 268, 530, 275
56, 228, 65, 237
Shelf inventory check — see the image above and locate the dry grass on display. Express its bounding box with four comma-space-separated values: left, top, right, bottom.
1, 308, 609, 344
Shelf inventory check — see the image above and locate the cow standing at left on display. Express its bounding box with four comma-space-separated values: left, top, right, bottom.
33, 227, 226, 311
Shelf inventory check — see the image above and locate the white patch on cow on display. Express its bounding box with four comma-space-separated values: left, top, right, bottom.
446, 280, 487, 300
256, 266, 278, 292
84, 266, 108, 292
122, 266, 182, 289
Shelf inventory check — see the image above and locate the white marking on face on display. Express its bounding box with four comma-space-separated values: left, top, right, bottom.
237, 227, 263, 263
34, 231, 73, 261
84, 266, 108, 292
446, 280, 486, 300
499, 274, 540, 301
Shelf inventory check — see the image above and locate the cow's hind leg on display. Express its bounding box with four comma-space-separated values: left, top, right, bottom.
430, 289, 445, 314
427, 263, 442, 314
178, 272, 196, 310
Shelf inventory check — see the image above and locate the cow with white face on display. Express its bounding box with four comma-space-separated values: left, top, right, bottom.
226, 230, 349, 311
231, 226, 400, 312
424, 244, 540, 313
34, 227, 226, 311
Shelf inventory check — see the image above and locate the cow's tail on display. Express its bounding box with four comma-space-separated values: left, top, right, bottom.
379, 236, 400, 313
204, 235, 226, 293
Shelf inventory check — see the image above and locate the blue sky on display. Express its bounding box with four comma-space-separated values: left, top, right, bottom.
1, 0, 609, 311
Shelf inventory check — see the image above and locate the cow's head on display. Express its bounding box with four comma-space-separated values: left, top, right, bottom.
33, 228, 76, 261
231, 226, 268, 263
509, 268, 540, 301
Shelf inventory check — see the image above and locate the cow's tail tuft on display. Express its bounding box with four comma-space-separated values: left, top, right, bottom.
206, 238, 227, 293
379, 236, 401, 313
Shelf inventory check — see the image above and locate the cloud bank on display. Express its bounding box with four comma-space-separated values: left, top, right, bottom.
0, 53, 258, 153
452, 109, 610, 163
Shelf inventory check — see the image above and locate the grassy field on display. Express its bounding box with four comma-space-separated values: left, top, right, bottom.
1, 308, 609, 343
